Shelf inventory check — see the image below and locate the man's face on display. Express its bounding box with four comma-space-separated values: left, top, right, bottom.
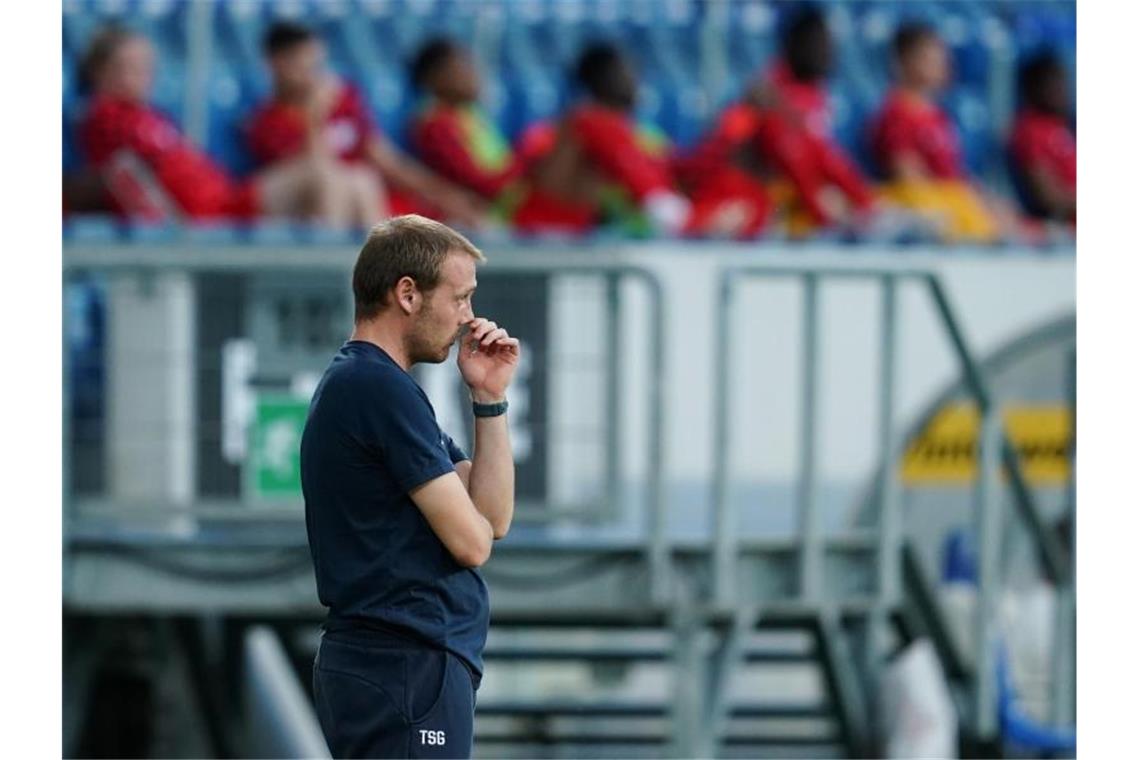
1038, 69, 1069, 115
603, 57, 638, 110
904, 38, 950, 92
269, 39, 326, 98
408, 252, 477, 364
102, 37, 155, 102
788, 27, 833, 82
435, 49, 482, 103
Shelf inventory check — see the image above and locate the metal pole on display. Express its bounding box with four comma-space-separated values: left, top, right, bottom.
244, 626, 331, 759
864, 277, 900, 716
605, 272, 623, 520
668, 592, 704, 759
927, 277, 1068, 584
711, 272, 734, 606
973, 404, 1003, 741
1050, 348, 1076, 726
875, 278, 901, 607
646, 276, 669, 605
798, 275, 822, 600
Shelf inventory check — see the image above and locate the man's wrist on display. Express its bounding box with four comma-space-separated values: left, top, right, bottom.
469, 390, 506, 405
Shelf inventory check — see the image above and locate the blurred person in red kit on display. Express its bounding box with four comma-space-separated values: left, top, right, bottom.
245, 22, 486, 229
869, 22, 1007, 242
744, 6, 878, 235
404, 37, 589, 233
1008, 50, 1075, 225
77, 25, 361, 226
523, 42, 693, 236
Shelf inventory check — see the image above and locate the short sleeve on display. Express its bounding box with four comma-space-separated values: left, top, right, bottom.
245, 105, 305, 166
358, 374, 456, 493
442, 432, 469, 464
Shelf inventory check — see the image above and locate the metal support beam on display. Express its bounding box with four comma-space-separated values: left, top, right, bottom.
863, 278, 901, 737
243, 626, 330, 759
927, 277, 1069, 584
817, 609, 871, 758
704, 606, 762, 758
711, 273, 735, 606
798, 276, 822, 600
668, 599, 706, 758
604, 272, 623, 522
1051, 348, 1077, 727
646, 276, 670, 604
972, 406, 1003, 741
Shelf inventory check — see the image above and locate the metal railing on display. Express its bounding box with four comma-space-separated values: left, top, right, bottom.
711, 261, 1075, 745
63, 244, 672, 602
64, 243, 1076, 752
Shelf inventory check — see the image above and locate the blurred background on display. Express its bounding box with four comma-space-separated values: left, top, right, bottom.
62, 0, 1076, 757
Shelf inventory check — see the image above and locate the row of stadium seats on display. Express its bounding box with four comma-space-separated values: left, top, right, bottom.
63, 0, 1075, 183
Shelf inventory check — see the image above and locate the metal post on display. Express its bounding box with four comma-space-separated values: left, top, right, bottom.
244, 626, 331, 758
864, 277, 900, 728
928, 277, 1068, 584
704, 606, 758, 758
605, 272, 623, 520
798, 276, 822, 600
875, 278, 901, 607
1051, 349, 1076, 726
711, 273, 734, 606
646, 276, 669, 605
668, 595, 705, 759
973, 404, 1003, 741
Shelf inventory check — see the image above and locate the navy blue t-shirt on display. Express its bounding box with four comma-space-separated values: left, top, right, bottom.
300, 340, 490, 677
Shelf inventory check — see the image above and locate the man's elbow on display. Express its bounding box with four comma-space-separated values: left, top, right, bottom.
454, 536, 493, 568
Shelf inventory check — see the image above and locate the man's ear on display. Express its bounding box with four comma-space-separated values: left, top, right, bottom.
395, 276, 419, 315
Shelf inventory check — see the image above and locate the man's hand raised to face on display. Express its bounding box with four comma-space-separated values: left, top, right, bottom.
457, 317, 520, 404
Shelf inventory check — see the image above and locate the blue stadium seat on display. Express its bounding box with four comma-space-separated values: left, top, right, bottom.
502, 72, 564, 140
215, 0, 272, 97
829, 88, 877, 176
61, 0, 1076, 239
657, 83, 712, 150
65, 215, 121, 243
205, 64, 258, 178
945, 87, 992, 177
181, 223, 242, 245
725, 1, 777, 77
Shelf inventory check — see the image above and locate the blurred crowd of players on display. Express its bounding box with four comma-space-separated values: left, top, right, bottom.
62, 6, 1075, 244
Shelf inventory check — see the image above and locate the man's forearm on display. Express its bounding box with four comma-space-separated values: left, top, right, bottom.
467, 413, 514, 539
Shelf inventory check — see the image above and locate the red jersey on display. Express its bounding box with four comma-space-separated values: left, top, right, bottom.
245, 84, 375, 166
409, 102, 523, 199
567, 103, 675, 202
1009, 109, 1076, 195
79, 94, 256, 219
870, 89, 963, 179
673, 104, 771, 237
753, 61, 874, 223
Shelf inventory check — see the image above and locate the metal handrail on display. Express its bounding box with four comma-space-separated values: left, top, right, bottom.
63, 245, 671, 603
712, 262, 1074, 745
926, 279, 1071, 585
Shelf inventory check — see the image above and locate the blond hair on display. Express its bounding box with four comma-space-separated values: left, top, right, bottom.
353, 215, 485, 321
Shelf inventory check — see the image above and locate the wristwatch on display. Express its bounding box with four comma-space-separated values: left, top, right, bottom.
472, 399, 509, 418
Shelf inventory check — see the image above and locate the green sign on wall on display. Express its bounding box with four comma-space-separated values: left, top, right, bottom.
248, 394, 309, 500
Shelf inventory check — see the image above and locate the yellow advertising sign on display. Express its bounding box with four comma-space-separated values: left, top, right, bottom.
900, 403, 1072, 485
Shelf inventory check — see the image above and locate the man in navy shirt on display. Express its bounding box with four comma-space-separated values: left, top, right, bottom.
301, 214, 518, 758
